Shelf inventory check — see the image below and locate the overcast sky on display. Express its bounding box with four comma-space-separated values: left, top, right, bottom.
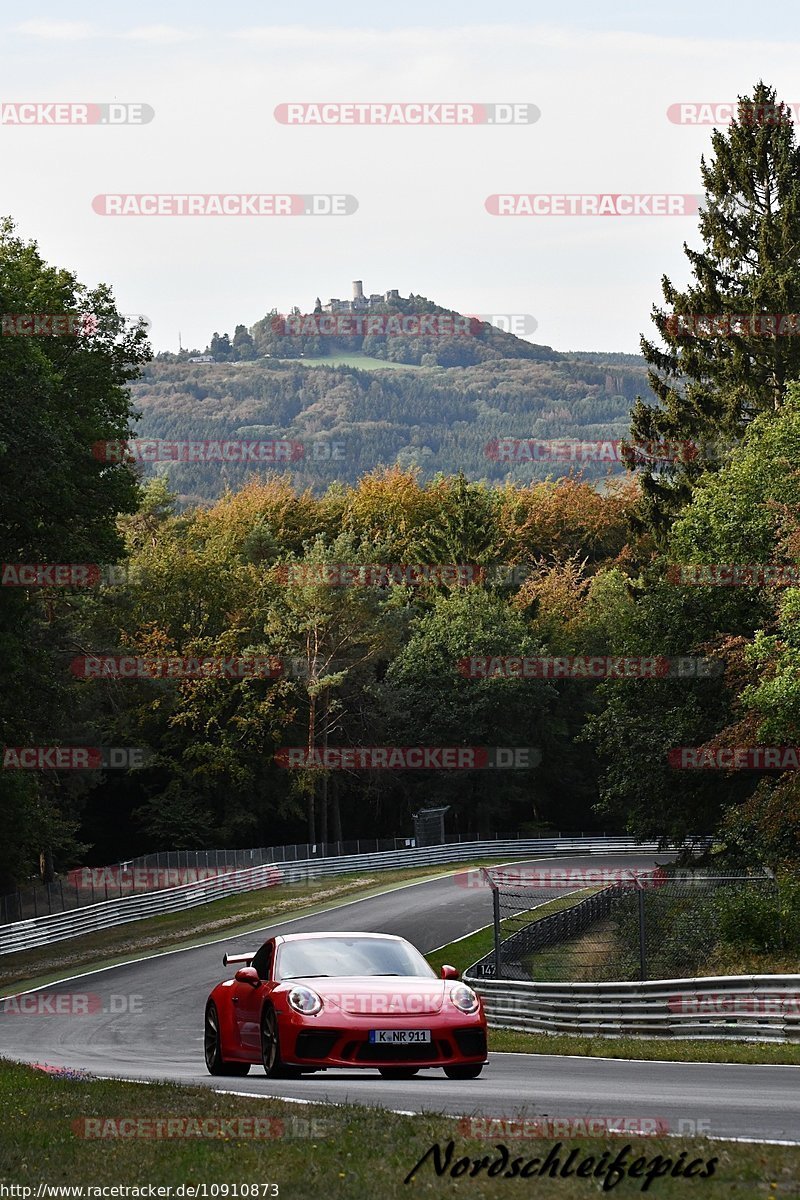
2, 1, 798, 354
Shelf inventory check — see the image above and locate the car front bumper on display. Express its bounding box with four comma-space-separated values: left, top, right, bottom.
276, 1007, 487, 1069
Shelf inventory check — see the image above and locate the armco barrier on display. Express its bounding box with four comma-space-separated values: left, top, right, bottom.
463, 972, 800, 1043
0, 835, 665, 956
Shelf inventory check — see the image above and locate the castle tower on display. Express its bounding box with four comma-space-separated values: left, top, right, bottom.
352, 280, 364, 300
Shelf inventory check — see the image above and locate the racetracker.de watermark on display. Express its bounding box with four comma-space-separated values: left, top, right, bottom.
274, 563, 481, 587
270, 313, 537, 337
456, 1116, 671, 1139
70, 656, 284, 680
0, 102, 154, 125
67, 865, 281, 890
667, 564, 800, 587
72, 1115, 330, 1139
665, 313, 800, 337
92, 194, 357, 216
459, 656, 722, 679
2, 563, 139, 587
668, 746, 800, 770
275, 746, 540, 769
2, 313, 96, 336
485, 438, 700, 464
272, 312, 481, 337
2, 747, 150, 770
455, 866, 668, 889
91, 438, 345, 463
667, 992, 800, 1014
667, 101, 799, 125
485, 194, 701, 216
1, 992, 142, 1015
274, 102, 540, 125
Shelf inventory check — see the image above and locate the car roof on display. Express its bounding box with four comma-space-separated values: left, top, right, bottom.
272, 931, 407, 945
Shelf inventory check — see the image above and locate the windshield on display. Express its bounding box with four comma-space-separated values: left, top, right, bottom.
276, 936, 437, 981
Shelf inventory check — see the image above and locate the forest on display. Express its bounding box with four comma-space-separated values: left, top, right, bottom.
1, 83, 799, 895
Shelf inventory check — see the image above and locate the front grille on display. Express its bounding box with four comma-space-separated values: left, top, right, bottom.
454, 1028, 487, 1057
294, 1030, 340, 1059
355, 1041, 442, 1062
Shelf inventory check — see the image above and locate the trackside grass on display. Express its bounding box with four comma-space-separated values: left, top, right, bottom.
426, 889, 599, 976
0, 1061, 798, 1197
488, 1029, 800, 1066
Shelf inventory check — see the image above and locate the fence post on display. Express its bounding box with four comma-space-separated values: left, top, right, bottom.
638, 886, 647, 981
492, 886, 502, 979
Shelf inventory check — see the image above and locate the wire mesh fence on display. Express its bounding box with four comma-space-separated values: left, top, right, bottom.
0, 829, 595, 925
472, 866, 780, 982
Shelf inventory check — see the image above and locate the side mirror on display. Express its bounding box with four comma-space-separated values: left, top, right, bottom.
234, 966, 260, 987
440, 964, 459, 980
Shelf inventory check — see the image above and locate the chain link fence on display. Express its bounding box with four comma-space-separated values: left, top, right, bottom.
0, 830, 611, 925
472, 866, 779, 982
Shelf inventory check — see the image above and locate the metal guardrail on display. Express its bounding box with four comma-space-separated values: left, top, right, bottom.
0, 835, 663, 957
0, 830, 620, 924
463, 972, 800, 1042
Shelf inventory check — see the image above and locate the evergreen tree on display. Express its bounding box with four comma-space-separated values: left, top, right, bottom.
232, 323, 255, 360
630, 82, 800, 538
208, 331, 231, 359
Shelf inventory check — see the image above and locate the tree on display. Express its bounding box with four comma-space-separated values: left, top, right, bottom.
0, 217, 149, 892
629, 82, 800, 537
586, 387, 800, 843
380, 589, 555, 832
231, 324, 256, 360
208, 331, 231, 360
262, 533, 405, 843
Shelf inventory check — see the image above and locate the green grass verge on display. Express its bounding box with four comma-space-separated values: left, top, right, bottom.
1, 1061, 797, 1196
488, 1029, 800, 1066
426, 889, 597, 976
280, 353, 425, 370
0, 861, 496, 995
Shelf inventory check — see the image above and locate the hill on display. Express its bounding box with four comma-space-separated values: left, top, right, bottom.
128, 292, 654, 505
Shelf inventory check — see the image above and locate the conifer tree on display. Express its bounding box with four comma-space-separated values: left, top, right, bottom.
630, 82, 800, 536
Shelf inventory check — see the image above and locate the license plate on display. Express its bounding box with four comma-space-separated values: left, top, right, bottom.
369, 1029, 432, 1044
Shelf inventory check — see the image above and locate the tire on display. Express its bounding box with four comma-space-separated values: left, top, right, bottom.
377, 1067, 420, 1079
260, 1006, 301, 1079
444, 1064, 483, 1080
204, 1001, 251, 1076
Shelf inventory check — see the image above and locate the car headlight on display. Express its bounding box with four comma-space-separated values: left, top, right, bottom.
287, 985, 323, 1015
450, 984, 479, 1013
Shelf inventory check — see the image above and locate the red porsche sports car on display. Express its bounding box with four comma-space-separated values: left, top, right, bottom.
204, 931, 487, 1080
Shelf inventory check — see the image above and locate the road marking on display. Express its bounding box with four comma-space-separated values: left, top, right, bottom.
495, 1049, 800, 1069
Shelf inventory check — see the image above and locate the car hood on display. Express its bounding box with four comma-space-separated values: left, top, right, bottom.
284, 975, 449, 1016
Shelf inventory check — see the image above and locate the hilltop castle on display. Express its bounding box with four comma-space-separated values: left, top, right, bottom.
322, 281, 401, 315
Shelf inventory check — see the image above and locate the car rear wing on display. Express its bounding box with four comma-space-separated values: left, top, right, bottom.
223, 952, 255, 966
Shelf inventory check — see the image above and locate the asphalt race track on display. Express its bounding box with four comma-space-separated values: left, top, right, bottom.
1, 854, 799, 1144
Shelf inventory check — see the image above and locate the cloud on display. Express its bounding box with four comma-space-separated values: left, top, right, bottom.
121, 25, 202, 44
14, 20, 98, 41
